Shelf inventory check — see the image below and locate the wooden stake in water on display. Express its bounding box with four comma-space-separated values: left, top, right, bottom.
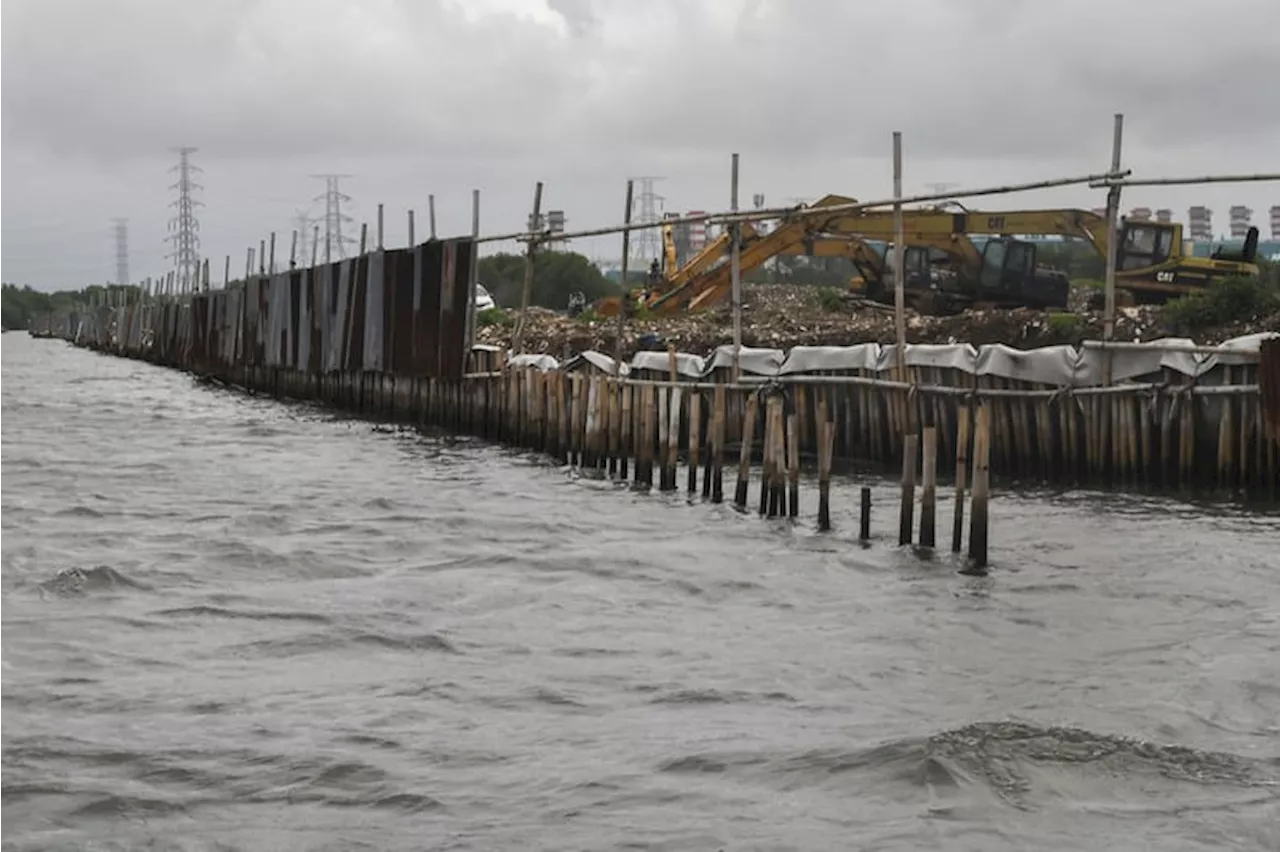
687, 391, 701, 495
817, 417, 834, 532
611, 383, 627, 478
787, 410, 800, 518
920, 426, 938, 548
711, 384, 726, 503
756, 398, 771, 515
860, 486, 872, 541
952, 404, 971, 552
968, 405, 992, 569
899, 433, 918, 546
735, 393, 758, 508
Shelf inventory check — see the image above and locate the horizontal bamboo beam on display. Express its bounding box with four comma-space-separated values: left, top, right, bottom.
476, 168, 1132, 245
1089, 172, 1280, 188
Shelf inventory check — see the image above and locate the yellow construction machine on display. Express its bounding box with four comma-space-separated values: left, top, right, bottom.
593, 197, 1262, 318
813, 206, 1261, 310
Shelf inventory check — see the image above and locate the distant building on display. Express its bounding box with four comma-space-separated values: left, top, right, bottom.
1188, 206, 1213, 241
1129, 207, 1152, 222
1270, 205, 1280, 240
686, 211, 708, 252
1228, 205, 1253, 239
1155, 208, 1173, 224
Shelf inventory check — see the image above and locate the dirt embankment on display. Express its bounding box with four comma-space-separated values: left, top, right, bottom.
476, 284, 1280, 361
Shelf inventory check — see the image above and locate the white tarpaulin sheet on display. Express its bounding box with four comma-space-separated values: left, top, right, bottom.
704, 345, 785, 376
500, 332, 1273, 388
508, 353, 560, 372
629, 350, 706, 378
562, 350, 629, 376
779, 344, 881, 374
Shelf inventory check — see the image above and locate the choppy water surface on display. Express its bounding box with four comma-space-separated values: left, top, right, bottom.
3, 334, 1279, 851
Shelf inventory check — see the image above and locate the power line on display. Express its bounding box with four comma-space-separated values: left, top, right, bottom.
310, 174, 356, 262
113, 218, 129, 288
166, 146, 203, 291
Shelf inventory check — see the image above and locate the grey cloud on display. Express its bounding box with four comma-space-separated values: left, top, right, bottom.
5, 0, 1278, 164
3, 0, 1278, 289
546, 0, 597, 36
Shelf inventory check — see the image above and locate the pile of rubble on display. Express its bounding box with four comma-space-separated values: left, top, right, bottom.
475, 284, 1277, 360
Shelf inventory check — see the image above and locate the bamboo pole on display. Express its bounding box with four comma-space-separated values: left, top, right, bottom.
1102, 112, 1124, 348
466, 189, 480, 359
952, 404, 971, 552
735, 393, 759, 508
512, 182, 543, 356
730, 153, 743, 383
614, 179, 634, 378
892, 131, 907, 387
898, 432, 918, 546
920, 426, 938, 548
859, 486, 872, 541
968, 405, 992, 568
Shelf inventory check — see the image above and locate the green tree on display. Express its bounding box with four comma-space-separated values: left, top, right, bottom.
477, 250, 620, 310
2, 282, 143, 330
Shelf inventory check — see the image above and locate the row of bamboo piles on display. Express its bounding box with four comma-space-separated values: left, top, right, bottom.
207, 360, 997, 566
54, 310, 1280, 505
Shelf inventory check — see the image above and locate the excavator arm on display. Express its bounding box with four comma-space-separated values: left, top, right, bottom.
662, 222, 678, 275
819, 207, 1111, 260
651, 195, 858, 313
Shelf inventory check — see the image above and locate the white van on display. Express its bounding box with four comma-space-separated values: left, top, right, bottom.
474, 283, 496, 311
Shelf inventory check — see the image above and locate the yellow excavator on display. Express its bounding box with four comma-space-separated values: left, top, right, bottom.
643, 194, 859, 314
593, 194, 1060, 316
593, 198, 1262, 317
805, 206, 1261, 309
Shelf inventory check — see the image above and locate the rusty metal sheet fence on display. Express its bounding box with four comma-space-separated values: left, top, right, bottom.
137, 237, 476, 380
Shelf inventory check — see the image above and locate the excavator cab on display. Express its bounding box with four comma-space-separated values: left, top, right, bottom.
1116, 222, 1178, 272
859, 244, 933, 301
976, 238, 1069, 310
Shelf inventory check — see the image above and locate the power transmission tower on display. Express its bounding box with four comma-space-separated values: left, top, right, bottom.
166, 146, 203, 291
631, 176, 665, 265
293, 209, 316, 267
113, 218, 130, 290
311, 174, 355, 262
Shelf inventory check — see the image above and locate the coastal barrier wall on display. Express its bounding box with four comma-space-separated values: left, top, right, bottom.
28, 240, 1280, 537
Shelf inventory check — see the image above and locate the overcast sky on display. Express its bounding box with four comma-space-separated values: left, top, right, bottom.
3, 0, 1279, 290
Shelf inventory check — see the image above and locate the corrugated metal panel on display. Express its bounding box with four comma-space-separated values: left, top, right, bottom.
362, 251, 385, 372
